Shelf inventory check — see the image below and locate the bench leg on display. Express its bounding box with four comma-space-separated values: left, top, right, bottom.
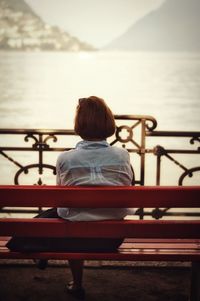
190, 261, 200, 301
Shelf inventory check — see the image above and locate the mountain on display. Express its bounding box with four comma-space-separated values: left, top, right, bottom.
0, 0, 95, 51
105, 0, 200, 51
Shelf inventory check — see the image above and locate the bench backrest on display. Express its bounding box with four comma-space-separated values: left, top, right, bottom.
0, 185, 200, 239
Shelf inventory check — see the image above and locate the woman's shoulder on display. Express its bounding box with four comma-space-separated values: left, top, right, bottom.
57, 149, 76, 163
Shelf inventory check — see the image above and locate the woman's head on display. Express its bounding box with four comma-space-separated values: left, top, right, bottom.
74, 96, 116, 140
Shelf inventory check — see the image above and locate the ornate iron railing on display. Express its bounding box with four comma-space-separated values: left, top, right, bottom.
0, 115, 200, 219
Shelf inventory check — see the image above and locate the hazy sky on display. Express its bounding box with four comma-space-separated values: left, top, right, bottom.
25, 0, 164, 47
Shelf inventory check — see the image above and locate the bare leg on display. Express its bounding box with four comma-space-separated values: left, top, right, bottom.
68, 259, 84, 288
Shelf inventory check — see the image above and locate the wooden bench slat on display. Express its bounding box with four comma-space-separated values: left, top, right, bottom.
0, 244, 198, 252
1, 238, 199, 250
125, 238, 200, 243
0, 185, 200, 208
120, 242, 200, 249
1, 218, 200, 238
0, 249, 200, 261
1, 238, 200, 252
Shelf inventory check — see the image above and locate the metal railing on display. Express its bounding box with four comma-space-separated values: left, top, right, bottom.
0, 115, 200, 219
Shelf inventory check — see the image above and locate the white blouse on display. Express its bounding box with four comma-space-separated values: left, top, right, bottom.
56, 140, 134, 221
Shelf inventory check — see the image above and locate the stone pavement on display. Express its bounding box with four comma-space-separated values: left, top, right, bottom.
0, 260, 191, 301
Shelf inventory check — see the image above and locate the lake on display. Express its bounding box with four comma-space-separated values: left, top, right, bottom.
0, 51, 200, 130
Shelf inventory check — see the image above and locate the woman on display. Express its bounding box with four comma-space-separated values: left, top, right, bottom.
56, 96, 134, 298
7, 96, 134, 299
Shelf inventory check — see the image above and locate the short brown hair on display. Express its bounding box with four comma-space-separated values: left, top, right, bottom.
74, 96, 116, 140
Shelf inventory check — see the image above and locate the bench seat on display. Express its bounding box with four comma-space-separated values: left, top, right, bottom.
1, 237, 200, 261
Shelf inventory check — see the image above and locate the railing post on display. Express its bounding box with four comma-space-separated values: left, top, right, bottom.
156, 154, 161, 185
140, 119, 146, 186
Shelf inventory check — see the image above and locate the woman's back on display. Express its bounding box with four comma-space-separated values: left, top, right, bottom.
57, 140, 134, 221
56, 140, 133, 187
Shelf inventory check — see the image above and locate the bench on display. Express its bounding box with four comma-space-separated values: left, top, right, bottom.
0, 185, 200, 300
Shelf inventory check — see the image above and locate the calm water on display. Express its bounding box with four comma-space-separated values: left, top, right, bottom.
0, 51, 200, 130
0, 51, 199, 187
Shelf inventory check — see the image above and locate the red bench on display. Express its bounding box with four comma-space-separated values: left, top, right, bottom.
0, 185, 200, 300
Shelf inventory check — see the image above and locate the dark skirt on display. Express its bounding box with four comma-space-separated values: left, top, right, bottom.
6, 208, 123, 252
